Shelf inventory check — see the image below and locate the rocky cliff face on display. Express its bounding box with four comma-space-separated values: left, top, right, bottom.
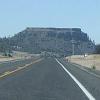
10, 27, 95, 56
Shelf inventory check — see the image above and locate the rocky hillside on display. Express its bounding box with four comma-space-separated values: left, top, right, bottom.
8, 27, 95, 56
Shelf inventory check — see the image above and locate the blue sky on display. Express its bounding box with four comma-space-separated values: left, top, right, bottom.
0, 0, 100, 44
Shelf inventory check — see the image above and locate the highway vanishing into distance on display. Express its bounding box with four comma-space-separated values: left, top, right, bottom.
0, 57, 100, 100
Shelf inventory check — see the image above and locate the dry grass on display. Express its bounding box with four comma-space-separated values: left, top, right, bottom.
0, 51, 29, 62
0, 51, 40, 62
66, 54, 100, 71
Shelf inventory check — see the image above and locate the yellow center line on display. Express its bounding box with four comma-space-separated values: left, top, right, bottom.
0, 58, 43, 79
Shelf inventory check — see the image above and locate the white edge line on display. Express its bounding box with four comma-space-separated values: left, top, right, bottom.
55, 59, 96, 100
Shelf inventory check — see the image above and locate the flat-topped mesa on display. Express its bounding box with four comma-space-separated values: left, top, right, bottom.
26, 27, 81, 32
11, 27, 95, 56
23, 27, 88, 42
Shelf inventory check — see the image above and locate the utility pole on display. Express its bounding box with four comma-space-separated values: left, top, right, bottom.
72, 41, 75, 55
55, 32, 57, 56
8, 35, 10, 54
71, 28, 75, 55
8, 35, 12, 57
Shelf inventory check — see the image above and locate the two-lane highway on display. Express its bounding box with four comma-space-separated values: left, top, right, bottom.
0, 58, 99, 100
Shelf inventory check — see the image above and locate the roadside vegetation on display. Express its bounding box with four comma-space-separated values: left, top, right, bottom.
91, 65, 96, 70
66, 54, 100, 71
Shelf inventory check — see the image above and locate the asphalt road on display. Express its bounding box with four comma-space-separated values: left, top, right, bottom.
0, 57, 99, 100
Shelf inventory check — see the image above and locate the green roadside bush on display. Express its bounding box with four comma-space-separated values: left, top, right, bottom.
91, 65, 96, 70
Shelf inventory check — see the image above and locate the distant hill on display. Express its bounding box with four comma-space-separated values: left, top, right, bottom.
95, 44, 100, 54
9, 27, 95, 56
0, 37, 10, 53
